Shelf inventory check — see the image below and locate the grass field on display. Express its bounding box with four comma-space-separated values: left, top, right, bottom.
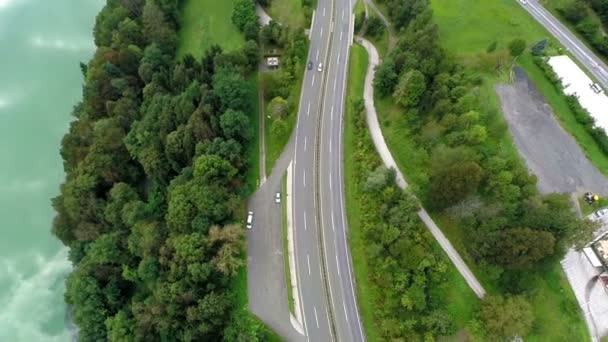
431, 0, 551, 56
267, 0, 305, 28
344, 44, 381, 342
177, 0, 245, 59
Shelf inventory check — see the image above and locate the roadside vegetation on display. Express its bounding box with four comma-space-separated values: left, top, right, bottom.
281, 172, 294, 314
345, 43, 478, 341
344, 41, 478, 341
258, 7, 309, 172
368, 0, 596, 340
548, 0, 608, 62
52, 0, 281, 340
354, 1, 389, 58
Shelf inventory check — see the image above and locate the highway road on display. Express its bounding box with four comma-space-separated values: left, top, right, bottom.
291, 0, 365, 339
249, 0, 363, 340
518, 0, 608, 89
290, 0, 338, 340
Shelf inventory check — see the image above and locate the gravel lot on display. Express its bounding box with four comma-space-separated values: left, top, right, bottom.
496, 67, 608, 196
497, 67, 608, 341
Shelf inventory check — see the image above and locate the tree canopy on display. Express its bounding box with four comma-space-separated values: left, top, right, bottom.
52, 0, 263, 340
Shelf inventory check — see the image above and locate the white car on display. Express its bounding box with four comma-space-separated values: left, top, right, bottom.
246, 211, 254, 229
317, 62, 323, 72
593, 208, 608, 221
518, 0, 527, 5
275, 192, 281, 204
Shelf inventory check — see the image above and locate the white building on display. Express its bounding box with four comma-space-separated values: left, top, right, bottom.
548, 55, 608, 132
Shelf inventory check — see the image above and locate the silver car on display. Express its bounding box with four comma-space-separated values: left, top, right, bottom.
246, 211, 254, 229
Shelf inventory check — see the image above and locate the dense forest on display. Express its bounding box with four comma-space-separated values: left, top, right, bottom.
360, 0, 598, 339
52, 0, 266, 340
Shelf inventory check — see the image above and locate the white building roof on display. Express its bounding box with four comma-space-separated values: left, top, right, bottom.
584, 246, 604, 268
548, 55, 608, 131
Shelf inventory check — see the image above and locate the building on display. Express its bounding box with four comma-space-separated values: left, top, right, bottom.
266, 57, 279, 69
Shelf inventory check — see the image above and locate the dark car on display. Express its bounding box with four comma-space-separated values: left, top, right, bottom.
307, 61, 313, 70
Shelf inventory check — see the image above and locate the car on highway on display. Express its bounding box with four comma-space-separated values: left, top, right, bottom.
275, 192, 281, 204
593, 208, 608, 221
317, 62, 323, 72
518, 0, 527, 4
308, 61, 313, 70
246, 211, 254, 229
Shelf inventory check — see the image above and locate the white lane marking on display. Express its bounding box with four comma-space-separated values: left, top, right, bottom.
337, 52, 341, 64
331, 212, 335, 232
336, 251, 340, 276
340, 31, 343, 41
334, 77, 337, 91
343, 302, 349, 322
329, 173, 332, 190
312, 74, 315, 86
323, 7, 326, 17
304, 135, 307, 151
320, 27, 324, 38
304, 212, 307, 231
331, 105, 334, 120
314, 306, 320, 328
342, 9, 344, 20
307, 102, 310, 116
303, 171, 306, 187
307, 254, 311, 275
316, 49, 320, 60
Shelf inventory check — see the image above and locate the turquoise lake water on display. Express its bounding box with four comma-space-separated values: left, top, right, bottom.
0, 0, 102, 340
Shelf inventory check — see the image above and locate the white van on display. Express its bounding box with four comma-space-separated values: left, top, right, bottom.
246, 211, 254, 229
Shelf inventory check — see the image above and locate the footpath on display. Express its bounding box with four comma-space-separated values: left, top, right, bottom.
357, 36, 486, 299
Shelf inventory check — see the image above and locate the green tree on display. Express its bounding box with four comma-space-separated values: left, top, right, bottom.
220, 109, 252, 142
427, 146, 482, 209
213, 69, 250, 112
364, 166, 394, 192
393, 69, 426, 108
271, 118, 288, 139
374, 59, 398, 97
232, 0, 258, 31
480, 295, 534, 339
508, 39, 526, 58
267, 96, 289, 119
494, 227, 555, 268
559, 0, 588, 24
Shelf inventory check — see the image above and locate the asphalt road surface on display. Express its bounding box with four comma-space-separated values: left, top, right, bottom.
250, 0, 364, 340
518, 0, 608, 89
317, 0, 366, 341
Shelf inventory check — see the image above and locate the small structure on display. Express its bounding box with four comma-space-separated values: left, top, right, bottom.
266, 57, 280, 69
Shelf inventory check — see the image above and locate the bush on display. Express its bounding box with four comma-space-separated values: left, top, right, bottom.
270, 118, 288, 139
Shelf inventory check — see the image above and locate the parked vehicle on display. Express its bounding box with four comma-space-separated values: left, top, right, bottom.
246, 211, 254, 229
